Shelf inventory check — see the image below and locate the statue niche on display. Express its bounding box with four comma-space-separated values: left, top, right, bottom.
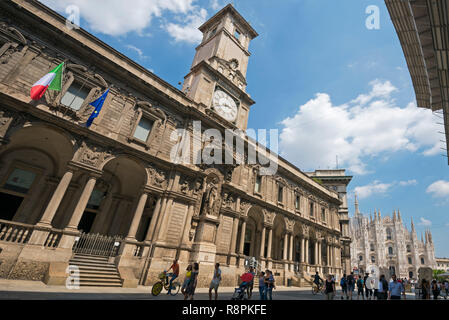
200, 176, 222, 217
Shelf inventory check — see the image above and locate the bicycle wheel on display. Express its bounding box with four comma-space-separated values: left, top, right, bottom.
169, 282, 181, 296
312, 286, 317, 295
152, 282, 163, 296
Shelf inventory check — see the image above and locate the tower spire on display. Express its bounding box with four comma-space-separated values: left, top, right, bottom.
411, 217, 415, 232
354, 192, 359, 215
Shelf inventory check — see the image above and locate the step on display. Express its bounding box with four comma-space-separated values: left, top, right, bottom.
71, 257, 111, 264
73, 254, 111, 260
78, 277, 122, 283
69, 260, 117, 268
78, 282, 123, 287
76, 266, 120, 274
77, 269, 121, 276
78, 272, 121, 279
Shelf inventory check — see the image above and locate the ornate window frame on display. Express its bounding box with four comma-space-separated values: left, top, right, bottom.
0, 160, 43, 199
128, 101, 167, 150
46, 64, 108, 121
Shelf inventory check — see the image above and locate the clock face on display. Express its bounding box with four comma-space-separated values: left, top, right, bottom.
212, 89, 238, 122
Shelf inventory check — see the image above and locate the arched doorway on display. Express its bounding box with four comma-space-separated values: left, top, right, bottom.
0, 124, 74, 224
242, 206, 264, 258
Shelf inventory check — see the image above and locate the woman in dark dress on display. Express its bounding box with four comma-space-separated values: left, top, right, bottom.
185, 262, 199, 300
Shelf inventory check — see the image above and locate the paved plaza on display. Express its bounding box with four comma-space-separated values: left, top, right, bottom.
0, 280, 425, 300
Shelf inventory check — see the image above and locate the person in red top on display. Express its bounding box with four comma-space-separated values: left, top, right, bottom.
167, 259, 180, 295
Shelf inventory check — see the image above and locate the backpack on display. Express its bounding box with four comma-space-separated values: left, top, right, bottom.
340, 277, 347, 286
348, 276, 354, 286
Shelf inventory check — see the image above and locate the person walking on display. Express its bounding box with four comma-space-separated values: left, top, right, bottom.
347, 272, 355, 300
324, 274, 336, 300
377, 274, 388, 300
356, 275, 364, 300
388, 274, 406, 300
444, 280, 449, 299
184, 262, 199, 300
209, 263, 222, 301
264, 270, 275, 300
431, 279, 440, 300
420, 279, 430, 300
247, 266, 256, 299
258, 271, 266, 300
181, 264, 192, 296
340, 274, 348, 300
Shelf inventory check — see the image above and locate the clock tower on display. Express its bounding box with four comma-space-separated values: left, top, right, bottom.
182, 4, 258, 131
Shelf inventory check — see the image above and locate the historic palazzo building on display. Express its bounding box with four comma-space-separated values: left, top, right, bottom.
350, 196, 436, 279
0, 1, 350, 287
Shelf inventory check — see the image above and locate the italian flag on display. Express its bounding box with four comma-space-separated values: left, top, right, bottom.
30, 62, 64, 100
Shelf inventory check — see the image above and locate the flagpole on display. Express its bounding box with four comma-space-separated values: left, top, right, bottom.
62, 73, 91, 118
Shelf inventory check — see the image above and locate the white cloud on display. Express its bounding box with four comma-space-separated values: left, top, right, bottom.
279, 80, 442, 174
210, 0, 222, 11
399, 179, 417, 186
164, 8, 207, 44
354, 179, 417, 199
354, 180, 393, 199
426, 180, 449, 198
125, 45, 148, 60
418, 217, 432, 227
41, 0, 205, 43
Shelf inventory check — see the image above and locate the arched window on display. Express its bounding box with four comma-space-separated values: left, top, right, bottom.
388, 247, 393, 255
371, 256, 375, 263
359, 255, 363, 261
406, 245, 411, 253
408, 257, 412, 264
370, 243, 375, 251
421, 257, 425, 265
386, 228, 392, 240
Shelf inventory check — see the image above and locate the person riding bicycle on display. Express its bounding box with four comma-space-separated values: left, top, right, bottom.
313, 271, 323, 290
166, 259, 179, 295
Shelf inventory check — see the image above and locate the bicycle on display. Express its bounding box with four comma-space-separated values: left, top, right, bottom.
151, 271, 181, 296
312, 282, 324, 295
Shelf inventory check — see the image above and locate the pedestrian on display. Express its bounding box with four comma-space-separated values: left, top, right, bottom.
181, 264, 192, 296
209, 263, 221, 301
388, 274, 406, 300
364, 273, 374, 300
247, 266, 255, 299
340, 273, 348, 300
264, 270, 275, 300
184, 262, 199, 300
421, 279, 430, 300
356, 275, 364, 300
347, 272, 355, 300
431, 279, 440, 300
444, 280, 449, 298
324, 274, 336, 300
258, 271, 266, 300
377, 274, 388, 300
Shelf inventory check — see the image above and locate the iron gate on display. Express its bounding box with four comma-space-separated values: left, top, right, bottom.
72, 233, 122, 257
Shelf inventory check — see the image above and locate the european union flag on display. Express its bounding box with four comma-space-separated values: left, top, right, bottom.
86, 89, 109, 128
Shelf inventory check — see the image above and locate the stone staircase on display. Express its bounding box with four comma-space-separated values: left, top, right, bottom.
68, 253, 123, 287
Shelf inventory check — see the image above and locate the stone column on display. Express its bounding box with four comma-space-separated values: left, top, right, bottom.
301, 237, 305, 263
65, 175, 97, 232
238, 220, 246, 254
314, 241, 318, 265
318, 241, 322, 266
151, 197, 168, 241
289, 234, 293, 261
91, 191, 114, 234
266, 227, 273, 259
180, 203, 194, 245
36, 170, 74, 227
283, 233, 288, 260
144, 197, 162, 242
260, 225, 266, 258
327, 245, 331, 266
305, 238, 309, 264
126, 191, 149, 241
229, 216, 239, 255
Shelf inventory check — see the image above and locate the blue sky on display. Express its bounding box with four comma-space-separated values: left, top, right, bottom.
41, 0, 449, 257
